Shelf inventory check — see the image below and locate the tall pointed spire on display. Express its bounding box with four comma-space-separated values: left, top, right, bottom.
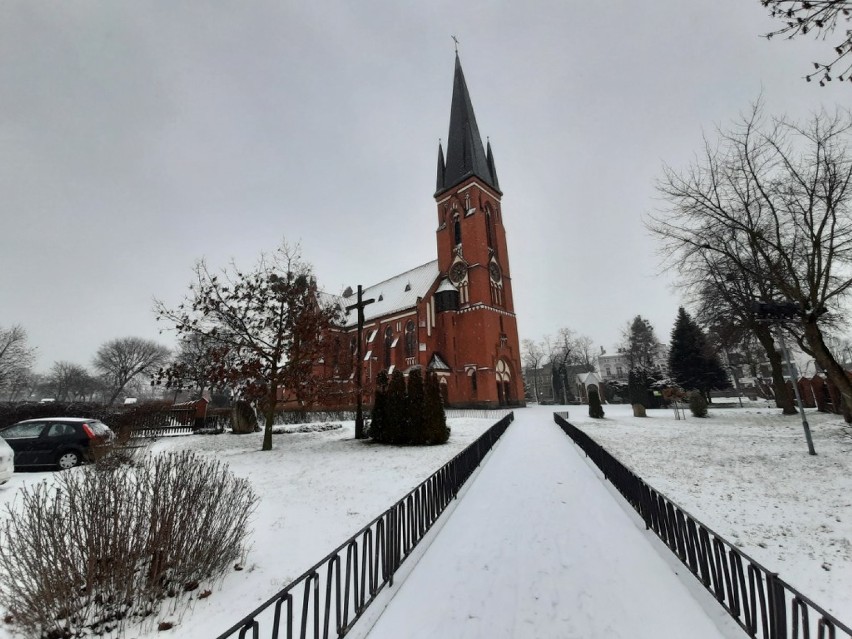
436, 53, 500, 196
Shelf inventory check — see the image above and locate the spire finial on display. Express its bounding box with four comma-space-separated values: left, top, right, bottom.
451, 35, 459, 53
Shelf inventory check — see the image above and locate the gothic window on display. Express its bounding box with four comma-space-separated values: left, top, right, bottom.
496, 359, 512, 406
405, 320, 416, 357
453, 214, 462, 246
350, 337, 357, 366
332, 337, 341, 369
384, 327, 394, 368
485, 208, 494, 251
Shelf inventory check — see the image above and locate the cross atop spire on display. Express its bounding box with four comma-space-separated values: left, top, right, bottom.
435, 53, 500, 197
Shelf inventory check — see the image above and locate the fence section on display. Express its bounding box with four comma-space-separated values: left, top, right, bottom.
552, 413, 852, 639
217, 412, 514, 639
444, 408, 514, 420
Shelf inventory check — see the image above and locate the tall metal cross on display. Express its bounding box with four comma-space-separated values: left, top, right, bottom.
451, 35, 459, 53
346, 285, 374, 439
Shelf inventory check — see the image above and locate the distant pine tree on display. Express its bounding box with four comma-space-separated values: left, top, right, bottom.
668, 307, 731, 401
368, 370, 389, 441
588, 386, 605, 418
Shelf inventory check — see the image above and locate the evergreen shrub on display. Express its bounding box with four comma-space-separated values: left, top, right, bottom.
688, 390, 708, 417
370, 369, 449, 445
588, 387, 605, 418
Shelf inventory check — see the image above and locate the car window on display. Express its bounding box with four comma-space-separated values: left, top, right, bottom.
88, 421, 112, 436
46, 423, 77, 438
2, 422, 47, 438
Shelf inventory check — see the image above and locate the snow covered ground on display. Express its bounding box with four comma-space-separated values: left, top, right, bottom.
566, 401, 852, 622
0, 417, 497, 638
0, 403, 848, 637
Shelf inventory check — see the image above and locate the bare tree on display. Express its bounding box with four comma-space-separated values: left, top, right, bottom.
155, 241, 341, 451
692, 264, 796, 412
521, 339, 544, 402
539, 328, 596, 403
48, 362, 99, 401
0, 325, 35, 398
94, 337, 170, 405
650, 102, 852, 420
761, 0, 852, 84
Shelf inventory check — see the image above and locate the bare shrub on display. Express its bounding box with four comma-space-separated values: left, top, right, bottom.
0, 452, 256, 638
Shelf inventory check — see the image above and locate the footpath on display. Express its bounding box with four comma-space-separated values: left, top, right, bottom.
363, 407, 743, 639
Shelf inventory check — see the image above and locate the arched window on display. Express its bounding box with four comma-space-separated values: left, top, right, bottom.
496, 359, 512, 406
332, 337, 341, 369
453, 214, 462, 246
384, 327, 394, 368
405, 320, 416, 358
485, 208, 494, 250
350, 337, 357, 367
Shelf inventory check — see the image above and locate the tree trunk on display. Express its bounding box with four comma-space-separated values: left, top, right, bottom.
754, 325, 796, 414
802, 320, 852, 423
261, 385, 277, 451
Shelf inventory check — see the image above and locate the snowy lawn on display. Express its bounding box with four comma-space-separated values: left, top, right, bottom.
0, 417, 497, 638
565, 401, 852, 622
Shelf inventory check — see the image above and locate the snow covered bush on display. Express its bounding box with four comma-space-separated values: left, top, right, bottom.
0, 452, 256, 638
688, 390, 708, 417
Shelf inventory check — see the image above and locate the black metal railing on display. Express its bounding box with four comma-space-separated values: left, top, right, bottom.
444, 408, 514, 420
217, 412, 514, 639
553, 413, 852, 639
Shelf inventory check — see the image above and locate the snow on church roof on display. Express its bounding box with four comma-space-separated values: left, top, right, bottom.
341, 260, 439, 327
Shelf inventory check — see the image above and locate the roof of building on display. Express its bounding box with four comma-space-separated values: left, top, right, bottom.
436, 53, 500, 197
340, 260, 439, 327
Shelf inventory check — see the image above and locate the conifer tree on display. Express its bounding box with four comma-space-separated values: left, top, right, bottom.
406, 368, 426, 443
623, 315, 660, 412
424, 372, 450, 444
385, 369, 408, 444
588, 386, 605, 418
668, 307, 731, 401
368, 370, 389, 441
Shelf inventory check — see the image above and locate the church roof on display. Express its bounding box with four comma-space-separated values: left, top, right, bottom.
341, 260, 439, 327
436, 53, 500, 197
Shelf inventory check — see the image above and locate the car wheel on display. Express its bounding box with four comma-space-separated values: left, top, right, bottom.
57, 451, 81, 470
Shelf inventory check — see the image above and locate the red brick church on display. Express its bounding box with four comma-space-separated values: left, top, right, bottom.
328, 54, 525, 408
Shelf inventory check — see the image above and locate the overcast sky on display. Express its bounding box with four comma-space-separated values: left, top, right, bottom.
1, 1, 848, 372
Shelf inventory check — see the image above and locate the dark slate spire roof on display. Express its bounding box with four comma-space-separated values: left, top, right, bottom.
435, 53, 500, 196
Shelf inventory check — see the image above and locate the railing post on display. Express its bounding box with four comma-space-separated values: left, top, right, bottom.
766, 573, 787, 639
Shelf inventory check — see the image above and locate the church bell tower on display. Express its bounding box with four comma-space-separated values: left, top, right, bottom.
432, 53, 524, 407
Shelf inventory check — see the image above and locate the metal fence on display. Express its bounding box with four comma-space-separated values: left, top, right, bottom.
552, 413, 852, 639
217, 412, 514, 639
444, 408, 514, 420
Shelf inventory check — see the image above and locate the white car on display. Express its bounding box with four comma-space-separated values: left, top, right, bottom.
0, 437, 13, 484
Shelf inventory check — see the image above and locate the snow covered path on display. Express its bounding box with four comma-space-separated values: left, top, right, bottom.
364, 408, 738, 639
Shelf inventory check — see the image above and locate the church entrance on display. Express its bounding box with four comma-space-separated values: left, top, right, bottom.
496, 360, 512, 406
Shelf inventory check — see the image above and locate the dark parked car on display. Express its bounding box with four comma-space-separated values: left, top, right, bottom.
0, 418, 115, 470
